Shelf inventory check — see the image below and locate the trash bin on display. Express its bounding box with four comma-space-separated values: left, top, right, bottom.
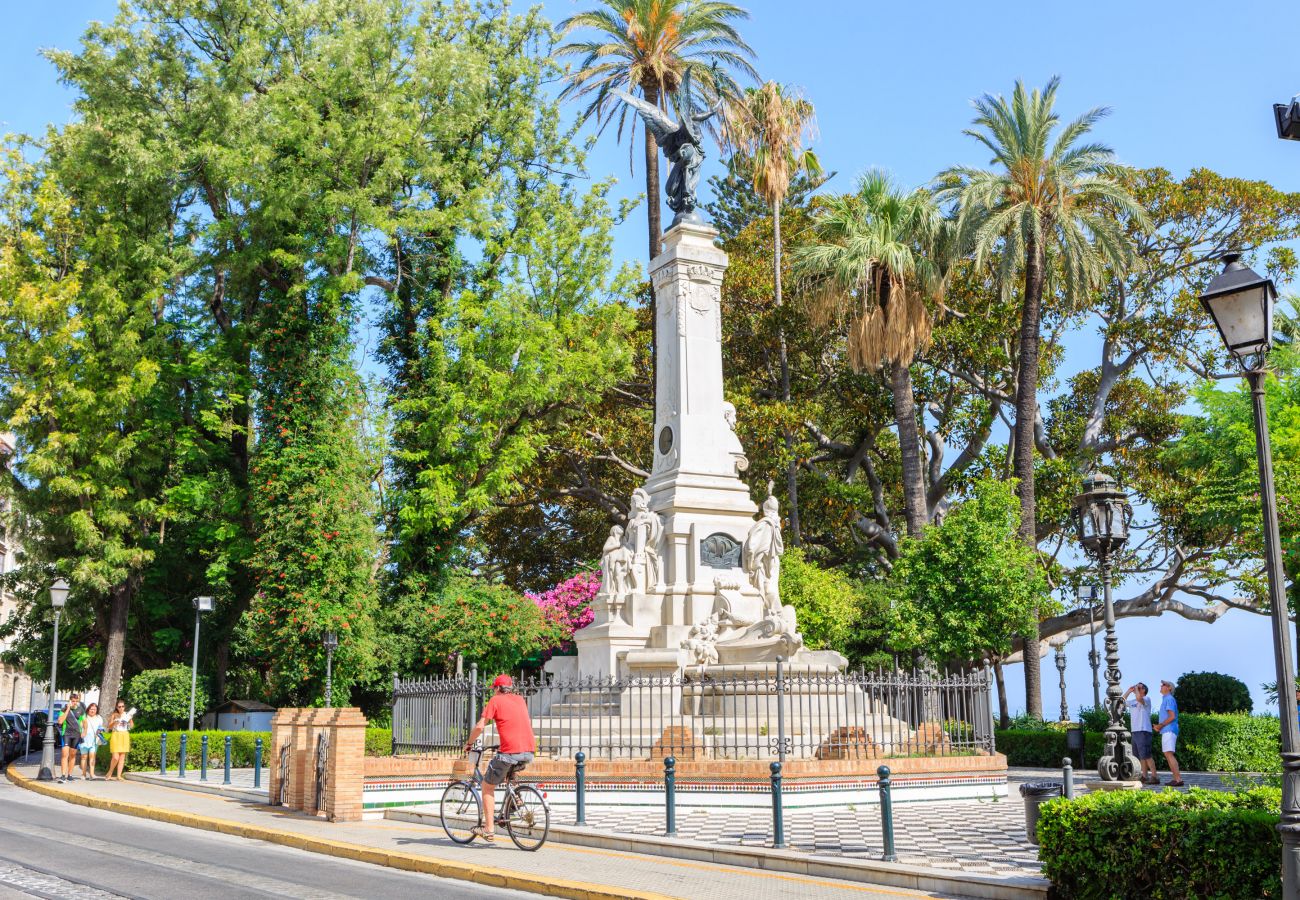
1019, 781, 1063, 845
1066, 726, 1085, 766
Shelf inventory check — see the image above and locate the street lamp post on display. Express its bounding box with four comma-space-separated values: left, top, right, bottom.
188, 596, 214, 732
1077, 585, 1103, 711
1072, 474, 1139, 783
37, 579, 69, 781
1199, 252, 1299, 896
323, 631, 338, 707
1054, 642, 1069, 723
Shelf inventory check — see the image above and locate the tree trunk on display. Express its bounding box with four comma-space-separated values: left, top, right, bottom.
773, 197, 802, 546
994, 658, 1011, 729
883, 274, 927, 538
97, 572, 140, 716
1016, 233, 1046, 719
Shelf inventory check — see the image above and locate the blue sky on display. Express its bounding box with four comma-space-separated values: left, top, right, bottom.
4, 0, 1297, 715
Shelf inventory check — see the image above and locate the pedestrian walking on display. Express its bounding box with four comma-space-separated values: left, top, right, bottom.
1123, 683, 1157, 784
1154, 679, 1184, 787
56, 693, 84, 782
106, 700, 132, 781
79, 702, 104, 780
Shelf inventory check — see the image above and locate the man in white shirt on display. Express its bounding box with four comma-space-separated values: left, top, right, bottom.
1123, 683, 1156, 785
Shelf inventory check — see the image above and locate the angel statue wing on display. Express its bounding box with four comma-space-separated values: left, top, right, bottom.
612, 89, 680, 146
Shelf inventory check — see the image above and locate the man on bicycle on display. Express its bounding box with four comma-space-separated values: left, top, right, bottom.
463, 674, 535, 842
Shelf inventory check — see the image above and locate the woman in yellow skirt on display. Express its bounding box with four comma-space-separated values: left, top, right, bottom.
106, 699, 132, 781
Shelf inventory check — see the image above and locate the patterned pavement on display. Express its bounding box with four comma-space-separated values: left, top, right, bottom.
0, 863, 125, 899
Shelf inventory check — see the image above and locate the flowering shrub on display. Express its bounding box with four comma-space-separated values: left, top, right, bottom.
529, 570, 599, 650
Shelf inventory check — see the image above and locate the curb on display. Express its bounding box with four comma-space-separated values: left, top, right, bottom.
6, 767, 675, 900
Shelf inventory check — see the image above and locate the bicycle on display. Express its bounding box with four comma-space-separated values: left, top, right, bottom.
439, 743, 550, 851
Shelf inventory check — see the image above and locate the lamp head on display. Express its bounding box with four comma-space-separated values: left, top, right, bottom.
49, 578, 69, 610
323, 631, 339, 652
1072, 473, 1133, 558
193, 595, 215, 613
1198, 253, 1277, 364
1276, 97, 1300, 141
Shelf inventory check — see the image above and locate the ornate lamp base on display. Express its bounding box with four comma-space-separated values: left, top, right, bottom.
1097, 727, 1141, 782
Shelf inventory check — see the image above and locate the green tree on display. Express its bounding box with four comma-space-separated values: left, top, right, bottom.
727, 82, 822, 545
888, 478, 1051, 663
794, 170, 946, 538
940, 78, 1148, 715
555, 0, 758, 260
125, 665, 209, 731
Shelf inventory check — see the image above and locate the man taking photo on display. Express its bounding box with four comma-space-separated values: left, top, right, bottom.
463, 675, 535, 843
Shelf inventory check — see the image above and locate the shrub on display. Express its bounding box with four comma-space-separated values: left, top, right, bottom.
1174, 671, 1253, 714
528, 570, 599, 650
125, 666, 210, 731
779, 548, 874, 653
1076, 704, 1110, 732
1176, 714, 1280, 774
995, 729, 1103, 767
95, 730, 270, 772
1037, 787, 1281, 898
365, 727, 392, 756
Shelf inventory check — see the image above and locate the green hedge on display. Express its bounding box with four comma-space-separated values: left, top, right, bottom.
1037, 787, 1281, 898
93, 727, 398, 770
995, 729, 1103, 767
996, 714, 1281, 773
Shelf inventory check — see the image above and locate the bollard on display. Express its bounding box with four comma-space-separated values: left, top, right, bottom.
254, 737, 263, 789
179, 733, 188, 779
877, 765, 896, 862
1062, 756, 1074, 799
574, 752, 587, 826
224, 735, 233, 785
200, 734, 209, 781
160, 732, 168, 776
770, 761, 786, 849
664, 756, 677, 837
775, 656, 787, 764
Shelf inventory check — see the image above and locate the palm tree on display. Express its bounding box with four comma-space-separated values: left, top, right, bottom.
939, 77, 1148, 717
727, 82, 822, 545
555, 0, 758, 262
793, 171, 945, 539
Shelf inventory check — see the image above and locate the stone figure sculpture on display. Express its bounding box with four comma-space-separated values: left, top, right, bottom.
625, 487, 664, 590
614, 68, 720, 225
599, 525, 632, 614
743, 485, 784, 612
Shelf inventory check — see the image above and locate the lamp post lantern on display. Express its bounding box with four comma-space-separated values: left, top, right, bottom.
1053, 641, 1069, 723
1072, 474, 1139, 783
1276, 96, 1300, 142
1076, 585, 1103, 711
37, 578, 69, 781
323, 631, 338, 707
1199, 251, 1299, 897
188, 596, 214, 732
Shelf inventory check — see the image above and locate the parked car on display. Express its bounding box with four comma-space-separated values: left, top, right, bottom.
23, 711, 48, 751
0, 714, 23, 763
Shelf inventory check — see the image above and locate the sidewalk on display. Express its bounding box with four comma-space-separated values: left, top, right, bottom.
6, 761, 1036, 900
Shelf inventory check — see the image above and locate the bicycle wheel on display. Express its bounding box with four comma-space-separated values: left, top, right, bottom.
505, 785, 550, 851
440, 780, 481, 844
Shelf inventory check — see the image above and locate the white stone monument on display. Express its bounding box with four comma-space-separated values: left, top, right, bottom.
572, 221, 845, 681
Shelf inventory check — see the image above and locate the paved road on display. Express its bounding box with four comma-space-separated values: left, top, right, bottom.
0, 766, 537, 899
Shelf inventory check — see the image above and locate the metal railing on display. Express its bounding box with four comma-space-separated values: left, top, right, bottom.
392, 663, 994, 760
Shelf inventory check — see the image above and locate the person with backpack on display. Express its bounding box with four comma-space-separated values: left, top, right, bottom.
56, 693, 84, 782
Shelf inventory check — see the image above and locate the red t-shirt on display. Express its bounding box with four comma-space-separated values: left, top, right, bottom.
482, 692, 536, 754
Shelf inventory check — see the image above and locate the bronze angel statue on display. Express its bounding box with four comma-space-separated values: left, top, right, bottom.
614, 68, 720, 225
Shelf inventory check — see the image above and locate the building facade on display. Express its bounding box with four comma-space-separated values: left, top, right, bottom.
0, 434, 35, 711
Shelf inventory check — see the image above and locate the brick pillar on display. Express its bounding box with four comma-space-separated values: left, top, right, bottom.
322, 707, 367, 822
292, 710, 316, 813
269, 708, 302, 807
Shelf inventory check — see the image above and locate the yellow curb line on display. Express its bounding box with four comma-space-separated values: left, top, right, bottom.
6, 767, 675, 900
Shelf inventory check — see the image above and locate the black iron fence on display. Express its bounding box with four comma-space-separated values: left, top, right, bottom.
392, 663, 994, 761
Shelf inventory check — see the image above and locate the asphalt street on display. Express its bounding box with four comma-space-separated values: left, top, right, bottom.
0, 764, 539, 900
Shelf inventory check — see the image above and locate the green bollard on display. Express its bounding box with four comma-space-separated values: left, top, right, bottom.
179, 733, 188, 779
664, 756, 677, 837
224, 735, 232, 785
200, 734, 209, 781
254, 737, 263, 789
160, 732, 168, 775
877, 764, 896, 862
770, 761, 786, 849
574, 752, 587, 826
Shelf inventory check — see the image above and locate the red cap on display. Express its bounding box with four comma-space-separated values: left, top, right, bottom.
492, 674, 514, 689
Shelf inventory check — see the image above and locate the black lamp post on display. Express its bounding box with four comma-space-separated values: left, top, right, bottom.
1053, 641, 1069, 723
1072, 473, 1139, 782
1199, 252, 1298, 896
188, 596, 214, 732
1077, 585, 1103, 711
324, 631, 339, 707
37, 578, 69, 781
